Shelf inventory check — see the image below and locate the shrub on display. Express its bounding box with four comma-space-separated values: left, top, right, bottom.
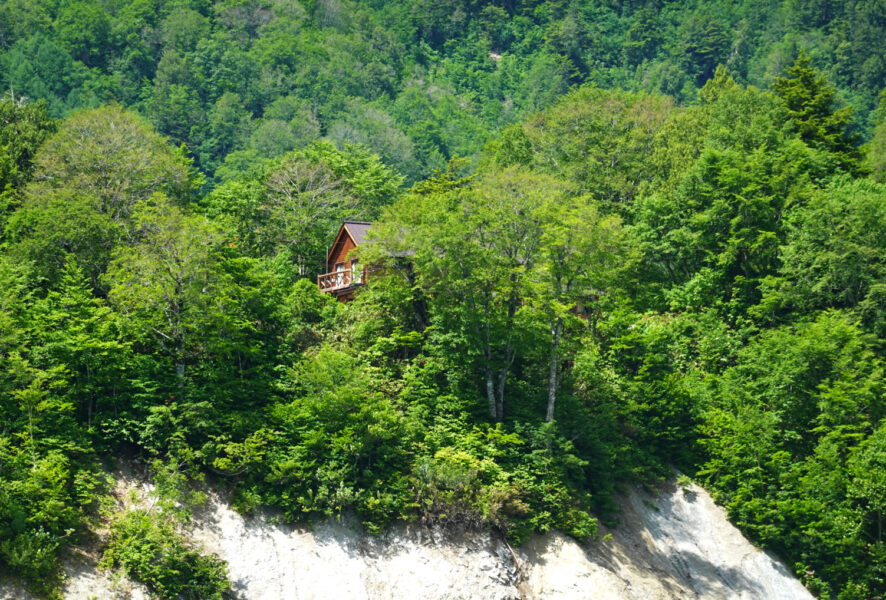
101, 510, 229, 600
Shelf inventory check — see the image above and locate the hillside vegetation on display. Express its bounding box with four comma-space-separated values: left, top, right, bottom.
1, 2, 886, 599
2, 0, 885, 181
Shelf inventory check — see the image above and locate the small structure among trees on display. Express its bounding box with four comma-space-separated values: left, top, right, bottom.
318, 221, 371, 300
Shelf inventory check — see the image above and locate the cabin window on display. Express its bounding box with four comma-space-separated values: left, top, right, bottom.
335, 262, 346, 286
351, 260, 361, 284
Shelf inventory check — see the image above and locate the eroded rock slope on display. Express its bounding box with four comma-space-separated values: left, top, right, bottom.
0, 479, 815, 600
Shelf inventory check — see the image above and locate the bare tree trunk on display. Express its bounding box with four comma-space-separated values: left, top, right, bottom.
546, 318, 563, 422
491, 294, 521, 423
486, 365, 497, 419
496, 365, 506, 423
495, 345, 515, 422
176, 329, 186, 396
482, 322, 496, 419
172, 291, 186, 394
479, 296, 499, 420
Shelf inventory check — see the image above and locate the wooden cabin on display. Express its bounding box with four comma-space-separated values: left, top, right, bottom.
318, 221, 371, 301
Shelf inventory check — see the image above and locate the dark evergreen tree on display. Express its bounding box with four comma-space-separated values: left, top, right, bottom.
773, 53, 865, 175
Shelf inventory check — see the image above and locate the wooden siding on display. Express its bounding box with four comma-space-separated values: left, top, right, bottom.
319, 222, 371, 301
327, 230, 357, 272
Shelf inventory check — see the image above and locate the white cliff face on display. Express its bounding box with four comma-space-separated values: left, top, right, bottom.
185, 478, 815, 600
0, 478, 816, 600
519, 481, 814, 600
0, 556, 150, 600
189, 503, 520, 600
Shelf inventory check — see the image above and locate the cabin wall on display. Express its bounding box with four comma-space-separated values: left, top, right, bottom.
328, 235, 357, 271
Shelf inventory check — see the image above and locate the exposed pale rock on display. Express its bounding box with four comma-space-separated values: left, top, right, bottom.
519, 480, 813, 600
0, 478, 816, 600
0, 557, 148, 600
188, 500, 520, 600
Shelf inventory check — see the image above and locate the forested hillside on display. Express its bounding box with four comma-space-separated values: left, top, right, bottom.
1, 1, 886, 599
2, 0, 885, 182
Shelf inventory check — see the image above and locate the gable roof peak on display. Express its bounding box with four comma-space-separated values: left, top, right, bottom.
342, 221, 372, 246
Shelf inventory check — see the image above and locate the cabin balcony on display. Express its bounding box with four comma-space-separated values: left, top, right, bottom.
318, 266, 364, 294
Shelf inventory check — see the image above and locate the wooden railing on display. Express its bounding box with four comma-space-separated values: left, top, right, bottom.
318, 266, 364, 292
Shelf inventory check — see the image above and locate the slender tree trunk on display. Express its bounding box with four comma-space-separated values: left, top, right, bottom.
171, 290, 186, 394
492, 294, 521, 423
175, 329, 186, 396
495, 345, 516, 422
486, 364, 497, 419
546, 318, 563, 422
176, 322, 185, 386
482, 320, 496, 419
478, 294, 499, 420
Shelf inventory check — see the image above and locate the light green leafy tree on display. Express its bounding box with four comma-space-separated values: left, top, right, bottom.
532, 199, 633, 422
104, 196, 223, 387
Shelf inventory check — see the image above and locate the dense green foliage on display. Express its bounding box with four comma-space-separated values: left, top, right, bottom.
1, 0, 885, 183
100, 461, 230, 600
2, 4, 886, 599
101, 510, 229, 599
